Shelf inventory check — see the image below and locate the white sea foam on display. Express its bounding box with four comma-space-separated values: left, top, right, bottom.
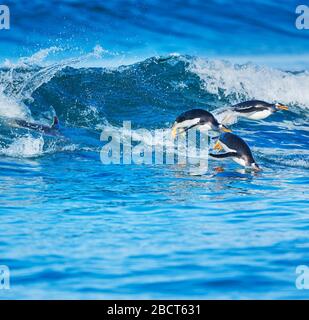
0, 94, 29, 119
187, 57, 309, 108
3, 47, 61, 69
0, 47, 64, 120
0, 45, 107, 121
0, 135, 44, 158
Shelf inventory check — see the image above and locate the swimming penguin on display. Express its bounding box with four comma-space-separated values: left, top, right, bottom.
209, 132, 260, 171
12, 116, 60, 136
172, 109, 231, 138
231, 100, 288, 121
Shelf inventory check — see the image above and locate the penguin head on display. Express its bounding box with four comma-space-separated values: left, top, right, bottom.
200, 114, 231, 133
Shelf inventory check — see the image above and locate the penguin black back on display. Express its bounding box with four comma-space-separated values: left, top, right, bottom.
220, 133, 255, 163
176, 109, 219, 125
232, 100, 272, 113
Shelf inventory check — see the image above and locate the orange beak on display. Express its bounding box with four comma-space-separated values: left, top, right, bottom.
277, 104, 289, 111
220, 125, 232, 133
171, 126, 177, 138
214, 141, 223, 151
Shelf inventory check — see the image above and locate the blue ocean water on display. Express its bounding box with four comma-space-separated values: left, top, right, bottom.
0, 1, 309, 299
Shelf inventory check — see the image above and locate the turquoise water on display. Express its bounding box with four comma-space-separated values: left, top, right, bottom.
0, 1, 309, 299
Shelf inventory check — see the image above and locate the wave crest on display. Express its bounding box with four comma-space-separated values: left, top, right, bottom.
188, 57, 309, 108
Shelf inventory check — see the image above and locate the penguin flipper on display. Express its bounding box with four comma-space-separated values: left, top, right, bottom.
209, 152, 238, 159
51, 116, 59, 129
215, 109, 238, 126
177, 122, 201, 135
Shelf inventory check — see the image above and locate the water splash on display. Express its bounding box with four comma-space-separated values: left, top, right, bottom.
187, 57, 309, 108
0, 135, 45, 158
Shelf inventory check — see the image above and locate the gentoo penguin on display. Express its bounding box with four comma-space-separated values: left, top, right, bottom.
13, 116, 60, 136
172, 109, 231, 138
230, 100, 288, 121
209, 132, 261, 171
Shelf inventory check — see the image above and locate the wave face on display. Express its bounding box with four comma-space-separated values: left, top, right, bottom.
1, 52, 309, 300
0, 53, 308, 161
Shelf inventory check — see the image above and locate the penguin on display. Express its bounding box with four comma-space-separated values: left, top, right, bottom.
172, 109, 231, 138
230, 100, 288, 121
209, 132, 260, 171
12, 116, 60, 136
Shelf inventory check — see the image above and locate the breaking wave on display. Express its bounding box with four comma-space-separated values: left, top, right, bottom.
0, 51, 307, 169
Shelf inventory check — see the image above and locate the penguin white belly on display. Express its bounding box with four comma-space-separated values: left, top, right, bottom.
246, 110, 272, 120
232, 157, 246, 167
175, 118, 200, 129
